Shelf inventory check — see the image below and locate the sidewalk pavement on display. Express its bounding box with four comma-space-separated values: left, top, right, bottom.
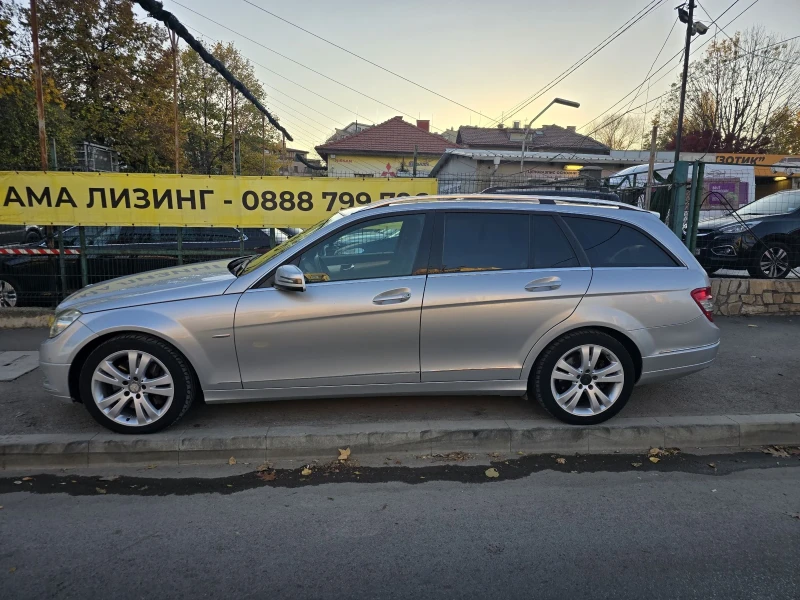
1, 316, 798, 468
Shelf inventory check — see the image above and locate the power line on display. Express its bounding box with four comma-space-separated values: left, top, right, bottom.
171, 1, 442, 131
241, 0, 497, 123
696, 1, 800, 67
188, 25, 377, 126
578, 0, 759, 133
494, 0, 668, 124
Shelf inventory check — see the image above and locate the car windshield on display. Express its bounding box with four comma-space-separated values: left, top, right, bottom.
736, 192, 800, 217
238, 213, 343, 276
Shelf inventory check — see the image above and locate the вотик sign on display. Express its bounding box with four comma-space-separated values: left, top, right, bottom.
0, 172, 437, 227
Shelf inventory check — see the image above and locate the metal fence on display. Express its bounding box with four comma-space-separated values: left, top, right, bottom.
0, 225, 282, 308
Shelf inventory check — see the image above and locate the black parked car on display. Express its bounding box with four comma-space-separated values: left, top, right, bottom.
0, 226, 299, 307
0, 224, 43, 246
694, 190, 800, 278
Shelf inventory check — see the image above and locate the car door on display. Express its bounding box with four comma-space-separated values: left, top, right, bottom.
234, 212, 432, 389
420, 212, 591, 382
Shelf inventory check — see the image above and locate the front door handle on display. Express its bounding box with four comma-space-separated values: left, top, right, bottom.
525, 276, 562, 292
373, 288, 411, 305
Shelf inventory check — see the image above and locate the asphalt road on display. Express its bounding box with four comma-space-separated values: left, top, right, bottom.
1, 316, 798, 435
1, 452, 798, 600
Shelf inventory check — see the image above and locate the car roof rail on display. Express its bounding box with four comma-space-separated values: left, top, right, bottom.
362, 193, 643, 212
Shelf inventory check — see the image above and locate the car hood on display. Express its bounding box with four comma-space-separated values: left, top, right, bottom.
697, 215, 761, 231
58, 259, 237, 314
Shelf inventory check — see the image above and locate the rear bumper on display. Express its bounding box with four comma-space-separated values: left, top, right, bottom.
637, 341, 720, 385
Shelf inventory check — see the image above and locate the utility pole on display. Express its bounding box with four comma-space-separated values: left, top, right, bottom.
29, 0, 47, 170
231, 83, 236, 175
412, 144, 418, 177
169, 29, 180, 174
645, 123, 659, 211
262, 114, 266, 176
673, 0, 696, 167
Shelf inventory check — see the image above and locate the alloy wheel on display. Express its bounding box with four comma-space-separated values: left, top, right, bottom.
91, 350, 175, 426
0, 279, 18, 307
549, 344, 625, 416
759, 247, 790, 278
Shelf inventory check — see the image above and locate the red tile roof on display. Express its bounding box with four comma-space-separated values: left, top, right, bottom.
316, 116, 460, 159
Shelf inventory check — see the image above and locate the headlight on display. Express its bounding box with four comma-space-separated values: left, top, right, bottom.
49, 309, 81, 338
720, 221, 760, 234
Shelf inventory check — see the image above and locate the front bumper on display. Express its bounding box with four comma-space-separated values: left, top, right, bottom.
39, 319, 97, 403
693, 232, 758, 269
40, 361, 73, 402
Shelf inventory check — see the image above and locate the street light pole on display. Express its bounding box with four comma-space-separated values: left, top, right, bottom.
673, 0, 698, 167
520, 97, 580, 172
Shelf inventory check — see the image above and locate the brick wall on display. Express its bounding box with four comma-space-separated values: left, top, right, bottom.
711, 278, 800, 316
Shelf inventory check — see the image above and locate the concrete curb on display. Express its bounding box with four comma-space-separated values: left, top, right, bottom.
2, 413, 800, 469
0, 308, 53, 329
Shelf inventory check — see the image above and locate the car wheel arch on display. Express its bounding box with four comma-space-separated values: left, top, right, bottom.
67, 330, 201, 403
521, 323, 643, 384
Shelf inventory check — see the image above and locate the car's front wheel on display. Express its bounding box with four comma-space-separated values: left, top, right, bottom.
531, 330, 636, 425
79, 334, 196, 433
748, 242, 792, 279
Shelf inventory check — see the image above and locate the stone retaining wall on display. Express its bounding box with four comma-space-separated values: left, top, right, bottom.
711, 278, 800, 316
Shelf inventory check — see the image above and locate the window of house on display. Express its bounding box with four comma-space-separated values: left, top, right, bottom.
440, 212, 529, 273
562, 216, 677, 267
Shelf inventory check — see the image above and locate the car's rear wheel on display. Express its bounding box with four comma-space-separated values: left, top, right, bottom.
0, 277, 20, 307
748, 242, 792, 279
79, 334, 196, 434
531, 330, 635, 425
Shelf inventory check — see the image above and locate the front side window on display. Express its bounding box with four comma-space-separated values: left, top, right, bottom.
563, 216, 677, 267
297, 214, 426, 283
440, 212, 529, 273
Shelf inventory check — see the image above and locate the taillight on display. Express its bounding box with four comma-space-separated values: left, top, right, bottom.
691, 287, 714, 322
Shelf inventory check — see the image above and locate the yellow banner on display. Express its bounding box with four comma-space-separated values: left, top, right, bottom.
0, 172, 438, 227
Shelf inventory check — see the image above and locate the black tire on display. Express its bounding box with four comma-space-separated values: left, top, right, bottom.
748, 242, 791, 279
0, 276, 22, 308
79, 333, 196, 434
23, 229, 42, 244
530, 329, 636, 425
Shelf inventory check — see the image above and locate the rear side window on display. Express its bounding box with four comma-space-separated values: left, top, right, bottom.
531, 215, 579, 268
441, 212, 529, 273
562, 216, 677, 267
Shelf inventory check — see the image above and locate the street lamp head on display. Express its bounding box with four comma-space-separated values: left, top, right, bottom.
693, 21, 708, 35
554, 98, 580, 109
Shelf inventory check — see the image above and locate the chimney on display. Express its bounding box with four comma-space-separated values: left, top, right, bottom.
512, 120, 521, 129
566, 125, 577, 132
497, 123, 505, 129
416, 119, 430, 132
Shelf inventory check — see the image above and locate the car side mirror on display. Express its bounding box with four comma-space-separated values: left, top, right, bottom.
274, 264, 306, 292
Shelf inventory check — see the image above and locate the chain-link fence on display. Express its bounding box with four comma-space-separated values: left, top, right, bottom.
0, 225, 291, 308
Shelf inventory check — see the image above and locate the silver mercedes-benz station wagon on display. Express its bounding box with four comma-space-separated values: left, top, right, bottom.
40, 194, 720, 433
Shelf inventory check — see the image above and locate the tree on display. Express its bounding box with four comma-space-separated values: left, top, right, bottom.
586, 113, 643, 151
0, 0, 76, 169
661, 27, 800, 153
36, 0, 175, 172
769, 107, 800, 154
180, 42, 281, 175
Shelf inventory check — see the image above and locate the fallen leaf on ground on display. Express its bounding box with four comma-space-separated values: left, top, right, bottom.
0, 506, 3, 510
301, 467, 312, 476
145, 465, 157, 470
228, 457, 237, 466
98, 475, 119, 482
789, 513, 800, 519
95, 487, 107, 494
648, 447, 663, 456
256, 462, 272, 472
485, 468, 500, 478
631, 462, 642, 468
354, 471, 361, 475
394, 460, 402, 465
708, 463, 716, 469
9, 567, 16, 573
649, 457, 660, 464
13, 481, 21, 485
556, 458, 566, 464
517, 451, 525, 456
338, 447, 351, 461
256, 471, 276, 482
21, 477, 33, 481
763, 446, 790, 458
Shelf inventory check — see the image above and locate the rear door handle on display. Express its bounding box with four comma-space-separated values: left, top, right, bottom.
525, 276, 562, 292
373, 288, 411, 305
